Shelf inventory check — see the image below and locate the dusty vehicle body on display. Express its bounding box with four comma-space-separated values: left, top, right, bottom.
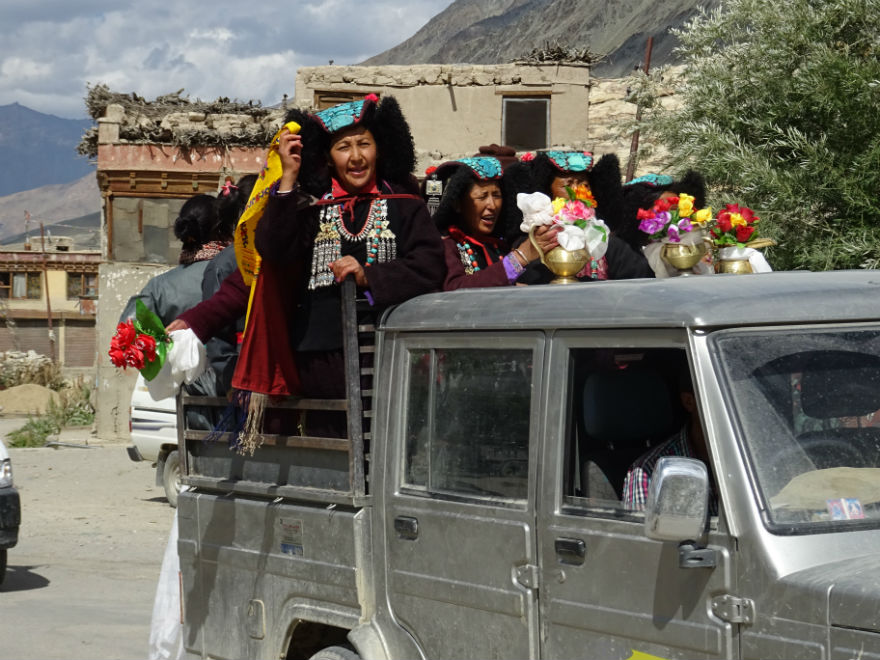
0, 436, 21, 585
178, 272, 880, 659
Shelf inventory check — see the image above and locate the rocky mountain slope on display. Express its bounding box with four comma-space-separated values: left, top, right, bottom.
0, 103, 94, 197
363, 0, 718, 75
0, 173, 100, 246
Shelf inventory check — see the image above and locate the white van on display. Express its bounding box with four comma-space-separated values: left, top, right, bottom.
126, 373, 180, 507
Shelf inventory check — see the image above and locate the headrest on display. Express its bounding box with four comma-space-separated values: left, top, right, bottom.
582, 366, 675, 443
800, 351, 880, 418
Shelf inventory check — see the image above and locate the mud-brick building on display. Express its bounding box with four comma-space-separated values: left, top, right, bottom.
0, 238, 101, 375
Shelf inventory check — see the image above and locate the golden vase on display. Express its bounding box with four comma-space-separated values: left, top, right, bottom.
661, 240, 707, 277
529, 227, 589, 284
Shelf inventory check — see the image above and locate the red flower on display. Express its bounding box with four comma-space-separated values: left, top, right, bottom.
114, 320, 136, 348
424, 165, 437, 176
636, 207, 655, 220
740, 207, 759, 224
135, 334, 157, 362
108, 347, 126, 368
125, 347, 145, 370
735, 224, 756, 243
717, 212, 733, 233
653, 198, 671, 213
520, 152, 535, 162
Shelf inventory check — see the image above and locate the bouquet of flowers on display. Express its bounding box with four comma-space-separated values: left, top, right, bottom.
108, 300, 171, 381
638, 193, 712, 243
517, 184, 609, 257
710, 203, 760, 247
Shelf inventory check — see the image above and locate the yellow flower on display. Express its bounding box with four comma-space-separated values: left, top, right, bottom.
693, 207, 712, 224
678, 193, 695, 218
575, 184, 594, 204
730, 213, 746, 227
551, 197, 566, 215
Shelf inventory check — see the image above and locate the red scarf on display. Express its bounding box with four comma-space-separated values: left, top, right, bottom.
447, 226, 506, 266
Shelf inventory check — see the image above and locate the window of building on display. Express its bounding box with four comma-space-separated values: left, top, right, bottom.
502, 96, 550, 151
67, 272, 98, 299
402, 347, 533, 502
0, 271, 42, 299
314, 91, 374, 110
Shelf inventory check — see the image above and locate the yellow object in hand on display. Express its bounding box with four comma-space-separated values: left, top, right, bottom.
235, 119, 302, 289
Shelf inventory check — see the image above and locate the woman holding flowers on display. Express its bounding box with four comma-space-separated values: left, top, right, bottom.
509, 151, 654, 282
431, 156, 559, 290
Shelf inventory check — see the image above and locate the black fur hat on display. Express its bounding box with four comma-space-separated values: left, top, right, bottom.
504, 151, 625, 245
430, 157, 515, 239
283, 95, 416, 197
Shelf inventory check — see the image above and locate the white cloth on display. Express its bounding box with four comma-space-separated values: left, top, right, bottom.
146, 329, 207, 401
517, 192, 610, 259
719, 246, 773, 273
148, 512, 184, 660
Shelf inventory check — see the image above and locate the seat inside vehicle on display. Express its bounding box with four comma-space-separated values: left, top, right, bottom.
577, 353, 683, 501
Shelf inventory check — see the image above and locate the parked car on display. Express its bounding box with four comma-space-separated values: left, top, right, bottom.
126, 373, 180, 507
0, 436, 20, 585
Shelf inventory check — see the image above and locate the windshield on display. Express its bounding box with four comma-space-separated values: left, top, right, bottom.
712, 326, 880, 532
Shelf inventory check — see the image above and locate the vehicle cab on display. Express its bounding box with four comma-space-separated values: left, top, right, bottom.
370, 270, 880, 659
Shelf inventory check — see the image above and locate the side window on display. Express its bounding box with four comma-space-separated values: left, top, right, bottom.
403, 348, 533, 502
562, 348, 703, 517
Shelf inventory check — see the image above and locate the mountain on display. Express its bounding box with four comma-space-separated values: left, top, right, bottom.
362, 0, 718, 76
0, 173, 101, 246
0, 103, 95, 197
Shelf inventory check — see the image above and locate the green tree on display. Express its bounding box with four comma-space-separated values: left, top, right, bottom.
640, 0, 880, 270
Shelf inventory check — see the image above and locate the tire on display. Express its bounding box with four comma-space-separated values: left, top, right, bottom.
0, 548, 6, 586
308, 645, 361, 660
162, 450, 181, 508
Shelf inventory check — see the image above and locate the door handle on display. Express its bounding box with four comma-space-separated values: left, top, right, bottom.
555, 537, 586, 565
394, 516, 419, 540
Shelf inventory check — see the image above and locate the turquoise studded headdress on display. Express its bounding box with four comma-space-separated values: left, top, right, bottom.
544, 150, 594, 173
625, 173, 675, 188
313, 94, 379, 134
453, 156, 504, 180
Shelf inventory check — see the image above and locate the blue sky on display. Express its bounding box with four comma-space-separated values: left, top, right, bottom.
0, 0, 452, 119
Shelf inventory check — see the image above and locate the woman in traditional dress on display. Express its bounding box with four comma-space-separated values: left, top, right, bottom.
430, 156, 559, 290
246, 94, 445, 437
507, 151, 655, 282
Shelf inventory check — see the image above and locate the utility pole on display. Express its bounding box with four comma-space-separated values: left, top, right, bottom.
625, 36, 654, 182
39, 223, 56, 362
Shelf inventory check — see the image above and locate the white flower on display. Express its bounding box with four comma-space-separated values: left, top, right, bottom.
517, 192, 554, 232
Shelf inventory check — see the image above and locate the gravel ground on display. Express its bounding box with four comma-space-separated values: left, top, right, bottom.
1, 417, 175, 660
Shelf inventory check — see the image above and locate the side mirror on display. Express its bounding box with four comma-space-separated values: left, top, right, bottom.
644, 457, 709, 542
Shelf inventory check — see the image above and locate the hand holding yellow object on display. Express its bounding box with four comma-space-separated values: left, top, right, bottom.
234, 120, 301, 287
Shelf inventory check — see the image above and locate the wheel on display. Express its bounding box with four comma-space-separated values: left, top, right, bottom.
308, 645, 361, 660
162, 450, 182, 508
0, 548, 6, 586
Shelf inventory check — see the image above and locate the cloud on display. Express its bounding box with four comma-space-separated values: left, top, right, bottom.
0, 0, 451, 118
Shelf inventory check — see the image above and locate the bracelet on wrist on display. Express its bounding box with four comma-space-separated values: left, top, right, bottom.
513, 248, 529, 265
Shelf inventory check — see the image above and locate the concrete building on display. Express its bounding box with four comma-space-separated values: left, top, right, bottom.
0, 237, 101, 376
295, 63, 592, 170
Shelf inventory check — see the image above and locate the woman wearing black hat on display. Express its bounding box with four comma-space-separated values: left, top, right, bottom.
431, 156, 559, 290
248, 95, 445, 438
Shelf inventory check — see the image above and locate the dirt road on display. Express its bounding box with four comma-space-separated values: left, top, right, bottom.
0, 419, 174, 659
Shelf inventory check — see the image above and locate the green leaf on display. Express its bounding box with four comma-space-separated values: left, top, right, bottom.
139, 338, 171, 382
135, 299, 167, 339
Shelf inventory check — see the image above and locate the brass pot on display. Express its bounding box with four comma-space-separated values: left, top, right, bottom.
529, 228, 589, 284
718, 257, 754, 274
661, 241, 707, 276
